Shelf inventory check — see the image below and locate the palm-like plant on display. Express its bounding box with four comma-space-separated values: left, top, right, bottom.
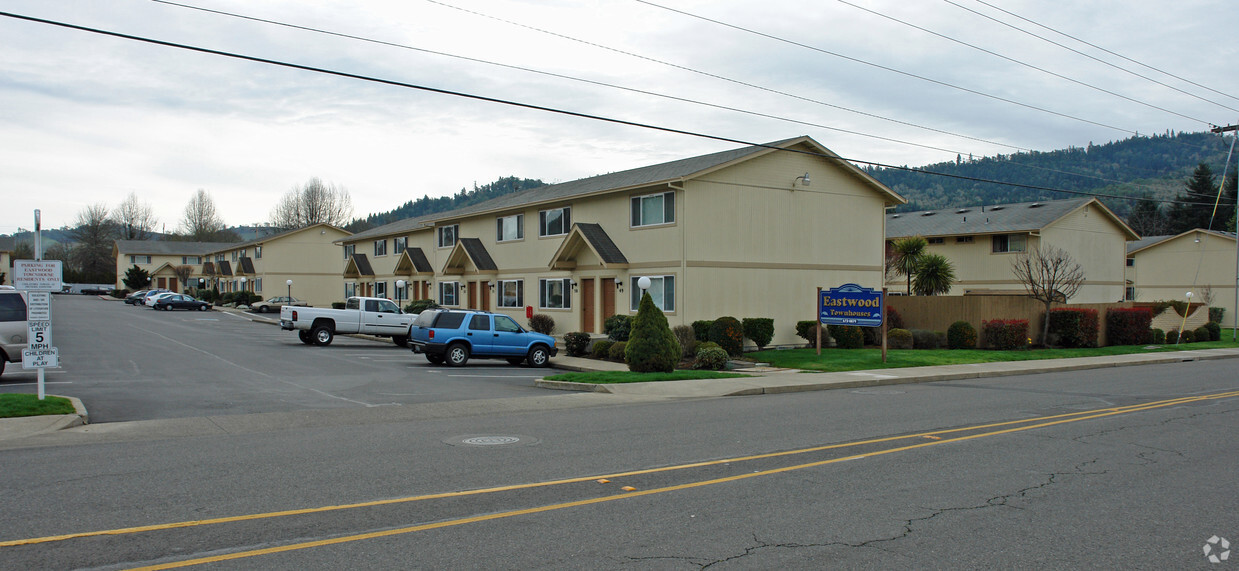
890, 236, 928, 294
912, 253, 956, 296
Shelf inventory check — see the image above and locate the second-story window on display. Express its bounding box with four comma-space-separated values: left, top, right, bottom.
438, 225, 459, 248
539, 207, 571, 237
631, 191, 674, 227
394, 236, 407, 254
344, 244, 355, 259
130, 255, 152, 264
497, 214, 524, 242
255, 246, 262, 259
374, 239, 387, 257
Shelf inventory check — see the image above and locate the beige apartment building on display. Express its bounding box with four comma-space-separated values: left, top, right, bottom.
0, 236, 13, 286
339, 136, 906, 347
885, 197, 1139, 303
202, 224, 351, 308
113, 240, 235, 292
1126, 228, 1237, 318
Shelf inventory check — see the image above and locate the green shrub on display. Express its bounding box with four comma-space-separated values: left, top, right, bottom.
1194, 325, 1213, 343
741, 318, 774, 350
693, 346, 729, 370
1152, 300, 1188, 317
529, 313, 555, 335
672, 325, 697, 359
1150, 328, 1165, 344
608, 341, 628, 362
1165, 329, 1179, 344
947, 321, 977, 349
709, 316, 744, 356
910, 329, 943, 349
591, 340, 614, 359
1180, 329, 1195, 343
1047, 308, 1099, 348
888, 328, 913, 350
625, 292, 680, 373
861, 326, 880, 347
982, 319, 1029, 350
604, 314, 632, 342
1209, 307, 1225, 324
696, 341, 721, 353
405, 299, 440, 314
1106, 308, 1153, 346
1203, 321, 1221, 341
564, 332, 591, 357
691, 320, 714, 342
827, 325, 864, 349
331, 301, 346, 309
796, 320, 824, 348
886, 306, 905, 330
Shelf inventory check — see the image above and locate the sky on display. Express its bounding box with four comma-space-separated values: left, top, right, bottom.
2, 0, 1237, 235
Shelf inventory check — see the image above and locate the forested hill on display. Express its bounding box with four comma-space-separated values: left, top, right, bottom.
346, 176, 545, 233
866, 131, 1233, 217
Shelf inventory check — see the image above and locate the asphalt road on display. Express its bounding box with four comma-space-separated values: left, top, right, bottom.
0, 295, 549, 422
0, 348, 1235, 568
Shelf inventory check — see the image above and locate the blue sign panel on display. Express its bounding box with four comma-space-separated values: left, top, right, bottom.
819, 283, 884, 327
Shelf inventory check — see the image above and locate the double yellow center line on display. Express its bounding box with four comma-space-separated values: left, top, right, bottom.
5, 389, 1236, 569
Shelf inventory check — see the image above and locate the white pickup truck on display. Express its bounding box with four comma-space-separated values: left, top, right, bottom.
280, 296, 413, 346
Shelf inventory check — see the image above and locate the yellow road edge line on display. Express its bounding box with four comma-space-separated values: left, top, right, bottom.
124, 391, 1236, 570
3, 390, 1235, 548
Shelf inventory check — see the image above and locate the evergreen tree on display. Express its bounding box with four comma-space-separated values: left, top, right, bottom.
1125, 195, 1169, 236
625, 292, 681, 373
123, 265, 151, 290
1167, 163, 1218, 233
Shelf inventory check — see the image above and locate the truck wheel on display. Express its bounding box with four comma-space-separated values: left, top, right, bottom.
445, 343, 470, 367
392, 336, 409, 348
312, 325, 334, 346
298, 330, 314, 345
527, 345, 551, 367
426, 354, 444, 365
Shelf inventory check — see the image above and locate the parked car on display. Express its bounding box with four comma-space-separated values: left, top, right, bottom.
134, 289, 171, 307
408, 309, 557, 367
124, 290, 151, 305
251, 296, 309, 313
0, 289, 27, 377
280, 296, 413, 346
144, 292, 177, 307
153, 294, 212, 311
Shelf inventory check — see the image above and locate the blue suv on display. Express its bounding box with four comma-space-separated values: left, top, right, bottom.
408, 309, 558, 367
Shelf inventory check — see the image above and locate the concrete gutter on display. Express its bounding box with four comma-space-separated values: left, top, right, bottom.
0, 395, 88, 441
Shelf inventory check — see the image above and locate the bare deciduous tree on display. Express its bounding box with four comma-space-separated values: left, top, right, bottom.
70, 203, 118, 283
112, 192, 159, 240
173, 264, 195, 291
1011, 245, 1086, 346
270, 177, 353, 229
179, 189, 228, 241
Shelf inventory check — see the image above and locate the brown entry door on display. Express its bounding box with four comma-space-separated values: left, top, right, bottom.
602, 278, 617, 324
468, 281, 477, 309
581, 278, 595, 333
480, 281, 490, 311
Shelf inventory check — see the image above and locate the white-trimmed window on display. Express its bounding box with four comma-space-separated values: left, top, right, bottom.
182, 256, 200, 265
345, 282, 356, 298
927, 237, 945, 245
375, 281, 387, 299
631, 191, 675, 227
344, 244, 355, 259
631, 275, 675, 312
497, 214, 524, 242
255, 278, 263, 292
439, 281, 459, 306
498, 280, 524, 308
394, 236, 407, 254
1125, 286, 1135, 301
955, 236, 973, 244
374, 239, 387, 257
437, 225, 459, 248
539, 207, 571, 237
992, 234, 1026, 253
130, 255, 151, 264
395, 280, 408, 301
539, 278, 571, 309
255, 246, 262, 259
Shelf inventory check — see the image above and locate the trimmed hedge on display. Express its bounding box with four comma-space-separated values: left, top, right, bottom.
564, 332, 591, 357
405, 299, 440, 314
1150, 328, 1165, 344
529, 314, 555, 335
1106, 307, 1153, 346
604, 314, 632, 342
1180, 330, 1196, 343
741, 318, 775, 350
947, 321, 977, 349
1166, 329, 1179, 344
827, 325, 864, 349
888, 328, 913, 350
796, 320, 824, 348
591, 340, 614, 359
1047, 308, 1099, 348
608, 341, 628, 361
1209, 307, 1225, 324
693, 346, 729, 370
709, 316, 744, 356
691, 320, 714, 342
1194, 325, 1213, 343
1203, 321, 1221, 341
982, 319, 1029, 350
911, 329, 944, 349
625, 293, 680, 373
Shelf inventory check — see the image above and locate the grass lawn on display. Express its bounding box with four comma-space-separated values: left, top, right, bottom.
750, 331, 1239, 373
543, 370, 751, 384
0, 394, 76, 418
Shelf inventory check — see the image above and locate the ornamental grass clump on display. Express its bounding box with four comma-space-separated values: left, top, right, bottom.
624, 292, 681, 373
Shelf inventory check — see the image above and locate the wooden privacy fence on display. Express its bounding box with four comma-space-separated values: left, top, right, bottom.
884, 295, 1206, 347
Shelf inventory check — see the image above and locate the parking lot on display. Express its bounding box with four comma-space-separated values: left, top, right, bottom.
0, 295, 552, 423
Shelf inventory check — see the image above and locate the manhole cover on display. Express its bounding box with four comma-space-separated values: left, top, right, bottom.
444, 435, 541, 447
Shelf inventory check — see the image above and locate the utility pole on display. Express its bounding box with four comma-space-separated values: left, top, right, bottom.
1212, 124, 1239, 340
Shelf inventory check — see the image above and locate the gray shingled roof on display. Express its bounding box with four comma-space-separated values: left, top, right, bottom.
344, 137, 824, 243
115, 240, 237, 256
405, 247, 433, 273
576, 223, 628, 265
347, 254, 374, 276
887, 198, 1095, 238
217, 260, 233, 276
459, 238, 498, 271
237, 257, 256, 275
1127, 229, 1236, 254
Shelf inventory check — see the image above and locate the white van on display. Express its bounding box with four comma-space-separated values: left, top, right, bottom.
0, 289, 28, 377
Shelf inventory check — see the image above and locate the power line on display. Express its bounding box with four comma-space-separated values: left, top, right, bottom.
0, 10, 1213, 209
941, 0, 1239, 115
836, 0, 1214, 126
151, 0, 1186, 196
973, 0, 1239, 107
